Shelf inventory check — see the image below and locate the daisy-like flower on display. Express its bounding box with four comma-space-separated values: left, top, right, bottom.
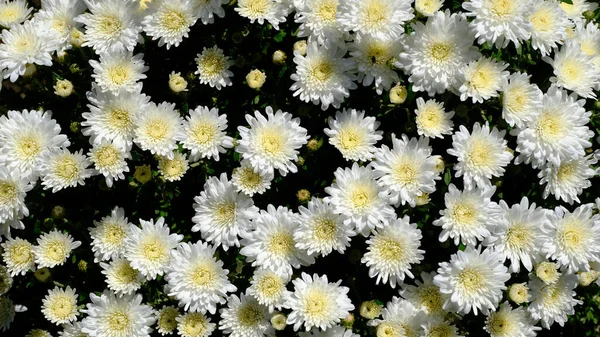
294, 0, 347, 47
89, 206, 131, 262
290, 42, 357, 110
485, 302, 540, 337
142, 0, 198, 49
527, 273, 581, 329
462, 0, 531, 48
433, 184, 501, 247
323, 109, 383, 162
156, 306, 179, 336
325, 163, 395, 236
448, 122, 513, 189
434, 246, 511, 315
90, 52, 148, 94
545, 41, 600, 99
458, 57, 509, 103
81, 291, 156, 337
39, 149, 94, 193
240, 205, 314, 278
400, 271, 447, 316
33, 0, 86, 51
299, 326, 359, 337
538, 154, 598, 204
559, 0, 598, 23
284, 273, 354, 331
33, 230, 81, 268
362, 215, 425, 288
75, 0, 142, 53
133, 102, 184, 159
1, 237, 35, 276
158, 152, 189, 181
372, 134, 442, 207
231, 160, 274, 197
484, 198, 549, 273
527, 0, 571, 57
193, 0, 228, 24
0, 0, 31, 27
295, 198, 355, 257
41, 286, 78, 325
88, 141, 131, 188
348, 34, 402, 95
414, 98, 455, 139
59, 321, 87, 337
124, 217, 183, 280
501, 72, 543, 128
219, 292, 274, 337
236, 107, 309, 176
177, 312, 215, 337
235, 0, 288, 29
194, 46, 234, 90
164, 241, 237, 314
415, 0, 444, 16
0, 166, 33, 230
367, 297, 424, 337
100, 257, 145, 296
397, 10, 480, 96
338, 0, 414, 39
247, 268, 290, 313
421, 317, 462, 337
182, 106, 234, 162
573, 22, 600, 71
192, 173, 259, 250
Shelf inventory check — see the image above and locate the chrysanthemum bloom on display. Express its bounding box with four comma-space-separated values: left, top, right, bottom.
157, 152, 189, 181
559, 0, 598, 23
193, 0, 227, 24
124, 217, 183, 280
240, 205, 314, 278
538, 154, 598, 204
75, 0, 142, 53
236, 107, 309, 176
458, 57, 509, 103
572, 22, 600, 72
284, 273, 354, 331
41, 286, 78, 325
156, 306, 179, 336
165, 241, 237, 314
176, 311, 215, 337
400, 271, 446, 316
448, 122, 513, 189
290, 42, 357, 110
88, 141, 130, 188
485, 301, 540, 337
338, 0, 414, 39
90, 52, 148, 94
0, 266, 12, 295
527, 0, 571, 57
231, 160, 274, 196
169, 71, 188, 92
545, 41, 600, 99
26, 329, 52, 337
421, 317, 461, 337
100, 257, 144, 296
59, 321, 87, 337
414, 98, 454, 139
325, 163, 395, 236
299, 326, 359, 337
54, 79, 74, 97
34, 0, 87, 51
1, 237, 35, 276
0, 0, 31, 27
415, 0, 444, 16
39, 149, 94, 193
536, 261, 561, 285
372, 134, 441, 207
192, 173, 259, 250
219, 292, 274, 337
508, 283, 530, 304
81, 291, 156, 337
527, 273, 581, 329
367, 297, 424, 337
434, 246, 511, 315
362, 216, 425, 288
323, 109, 383, 162
235, 0, 289, 29
501, 72, 543, 128
0, 167, 32, 232
33, 230, 81, 268
348, 34, 402, 95
89, 206, 131, 262
294, 0, 347, 47
133, 102, 184, 159
182, 106, 234, 162
484, 197, 549, 273
142, 0, 198, 49
194, 46, 234, 90
246, 69, 267, 89
514, 86, 593, 169
397, 10, 480, 96
247, 268, 290, 313
462, 0, 531, 48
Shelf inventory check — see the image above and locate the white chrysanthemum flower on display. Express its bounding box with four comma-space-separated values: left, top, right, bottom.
124, 217, 183, 280
0, 166, 32, 229
434, 184, 501, 247
133, 102, 184, 159
527, 273, 581, 329
89, 206, 131, 262
362, 215, 425, 288
33, 230, 81, 268
39, 149, 94, 193
400, 271, 447, 316
462, 0, 532, 48
348, 34, 402, 95
0, 266, 11, 295
219, 292, 274, 337
142, 0, 198, 49
90, 52, 148, 94
485, 301, 540, 337
176, 311, 215, 337
458, 57, 509, 103
421, 317, 461, 337
397, 10, 480, 96
247, 268, 290, 313
284, 273, 354, 331
372, 134, 441, 207
294, 0, 347, 47
88, 141, 131, 188
290, 42, 357, 110
75, 0, 142, 54
414, 97, 454, 139
182, 106, 234, 162
82, 86, 151, 150
156, 306, 179, 336
501, 72, 543, 128
194, 46, 234, 90
484, 198, 549, 273
295, 198, 355, 257
448, 122, 513, 189
236, 107, 309, 176
41, 286, 78, 325
34, 0, 86, 51
572, 22, 600, 71
157, 152, 189, 181
367, 297, 424, 337
1, 237, 35, 276
338, 0, 414, 39
545, 41, 600, 99
415, 0, 444, 16
231, 160, 274, 197
100, 257, 144, 296
0, 109, 69, 179
81, 291, 156, 337
323, 109, 383, 161
0, 0, 31, 27
559, 0, 598, 23
527, 0, 571, 57
299, 326, 359, 337
192, 172, 259, 250
165, 241, 237, 314
59, 321, 87, 337
539, 154, 598, 204
514, 86, 593, 169
235, 0, 288, 29
193, 0, 227, 24
325, 163, 395, 236
434, 246, 510, 315
240, 205, 314, 278
542, 204, 600, 273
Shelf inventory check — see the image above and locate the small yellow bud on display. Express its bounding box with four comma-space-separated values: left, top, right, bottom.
578, 270, 600, 287
78, 260, 88, 272
246, 69, 267, 89
389, 84, 407, 104
272, 50, 287, 64
134, 164, 152, 184
70, 28, 85, 48
296, 189, 311, 203
296, 156, 305, 166
54, 79, 74, 97
51, 205, 66, 220
293, 40, 308, 56
360, 300, 382, 320
507, 283, 529, 304
536, 262, 560, 284
270, 313, 287, 330
414, 192, 430, 206
69, 122, 80, 133
168, 72, 188, 93
434, 157, 445, 173
306, 138, 322, 152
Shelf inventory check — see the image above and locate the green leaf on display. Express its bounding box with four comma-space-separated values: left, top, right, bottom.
444, 170, 451, 185
273, 30, 286, 42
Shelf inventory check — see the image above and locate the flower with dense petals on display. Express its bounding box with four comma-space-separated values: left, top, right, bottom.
527, 273, 581, 329
421, 317, 461, 337
0, 0, 31, 28
133, 102, 185, 159
89, 141, 131, 188
545, 41, 600, 99
348, 34, 402, 95
294, 0, 347, 47
323, 109, 383, 161
41, 286, 78, 325
156, 306, 179, 336
219, 292, 274, 337
177, 311, 215, 337
247, 268, 290, 313
414, 98, 454, 139
100, 258, 144, 296
90, 52, 148, 95
0, 167, 32, 236
142, 0, 198, 49
367, 297, 424, 337
231, 160, 274, 196
182, 106, 234, 162
158, 152, 189, 181
1, 237, 35, 276
559, 0, 598, 23
400, 271, 447, 316
235, 0, 289, 29
89, 206, 132, 262
458, 57, 509, 103
39, 149, 94, 193
539, 154, 598, 204
338, 0, 414, 39
33, 230, 81, 268
33, 0, 86, 51
485, 302, 540, 337
527, 0, 572, 57
501, 72, 543, 128
194, 46, 234, 90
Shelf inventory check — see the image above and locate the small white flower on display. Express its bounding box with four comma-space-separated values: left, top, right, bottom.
528, 0, 572, 57
100, 257, 144, 296
33, 230, 81, 269
367, 297, 424, 337
235, 0, 289, 29
485, 301, 540, 337
194, 46, 234, 90
400, 271, 447, 315
90, 52, 148, 94
294, 0, 347, 47
323, 109, 383, 162
219, 292, 274, 337
501, 72, 543, 128
338, 0, 414, 39
527, 273, 581, 329
1, 237, 35, 276
88, 141, 131, 188
142, 0, 198, 49
414, 97, 455, 139
89, 206, 132, 262
182, 106, 234, 162
156, 306, 179, 336
458, 57, 509, 103
176, 311, 216, 337
348, 34, 402, 95
231, 160, 274, 197
41, 286, 78, 325
157, 152, 189, 181
247, 268, 290, 313
545, 41, 600, 99
133, 102, 185, 159
0, 0, 31, 28
39, 149, 94, 193
538, 154, 598, 204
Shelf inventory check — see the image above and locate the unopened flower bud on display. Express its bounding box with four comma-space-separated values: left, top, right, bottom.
272, 50, 287, 64
578, 270, 600, 287
306, 138, 322, 152
70, 28, 85, 48
51, 205, 66, 220
296, 189, 311, 203
341, 313, 354, 328
69, 122, 80, 133
54, 79, 74, 97
536, 262, 560, 284
508, 283, 529, 304
414, 193, 430, 206
34, 268, 52, 283
293, 40, 308, 56
134, 164, 152, 184
270, 313, 287, 330
389, 84, 407, 104
169, 72, 188, 93
360, 300, 382, 319
23, 64, 36, 77
246, 69, 266, 89
78, 260, 88, 272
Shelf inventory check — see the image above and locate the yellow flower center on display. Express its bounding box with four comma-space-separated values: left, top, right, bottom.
192, 122, 218, 145
114, 262, 139, 284
338, 127, 364, 152
10, 244, 33, 264
238, 304, 264, 326
107, 309, 130, 332
99, 15, 122, 36
258, 129, 284, 156
107, 66, 130, 86
0, 181, 17, 205
530, 8, 552, 32
244, 0, 270, 15
13, 36, 35, 54
536, 262, 560, 284
488, 312, 517, 336
51, 19, 68, 33
108, 108, 133, 131
558, 220, 585, 251
160, 10, 188, 32
417, 285, 443, 314
458, 268, 483, 291
367, 43, 390, 66
146, 121, 169, 141
429, 42, 453, 63
102, 223, 127, 247
180, 313, 209, 337
237, 167, 262, 189
452, 203, 476, 224
417, 107, 443, 131
189, 265, 217, 287
140, 237, 167, 262
0, 7, 18, 24
560, 58, 584, 83
428, 325, 453, 337
505, 86, 528, 113
55, 157, 80, 181
364, 0, 386, 26
49, 296, 75, 320
316, 1, 338, 23
214, 201, 236, 226
373, 237, 404, 262
506, 223, 533, 250
199, 52, 225, 77
46, 240, 68, 262
537, 113, 565, 142
392, 162, 417, 185
557, 162, 576, 183
469, 65, 495, 91
17, 135, 41, 159
158, 308, 178, 332
310, 61, 333, 83
377, 322, 403, 337
490, 0, 513, 17
304, 290, 328, 316
267, 232, 294, 256
95, 146, 120, 168
468, 139, 493, 168
257, 274, 284, 298
313, 218, 337, 242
